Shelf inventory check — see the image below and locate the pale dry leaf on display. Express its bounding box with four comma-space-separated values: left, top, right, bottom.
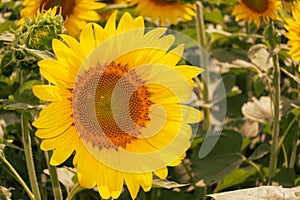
0, 119, 7, 151
239, 120, 259, 138
248, 44, 273, 72
241, 96, 281, 124
43, 167, 76, 193
207, 186, 300, 200
0, 186, 13, 200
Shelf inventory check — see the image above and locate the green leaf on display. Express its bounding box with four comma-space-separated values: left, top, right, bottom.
248, 143, 270, 161
253, 76, 267, 97
12, 80, 41, 104
0, 21, 17, 34
152, 179, 189, 189
215, 168, 258, 192
22, 47, 56, 60
204, 11, 223, 24
273, 168, 295, 187
158, 190, 194, 200
192, 130, 245, 185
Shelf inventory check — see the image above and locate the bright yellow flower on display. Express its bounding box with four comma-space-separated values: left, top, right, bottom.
32, 12, 203, 199
19, 0, 105, 37
232, 0, 281, 27
99, 0, 128, 21
130, 0, 195, 26
285, 1, 300, 71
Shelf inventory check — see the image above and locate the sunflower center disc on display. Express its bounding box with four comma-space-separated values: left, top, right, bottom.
41, 0, 76, 19
242, 0, 269, 13
72, 62, 152, 149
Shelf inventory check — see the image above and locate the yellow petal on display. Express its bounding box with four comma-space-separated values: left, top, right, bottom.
40, 126, 77, 150
123, 173, 141, 199
76, 150, 97, 188
80, 23, 107, 56
35, 117, 73, 138
104, 11, 117, 37
59, 34, 85, 61
52, 39, 82, 75
140, 173, 152, 192
38, 60, 75, 88
50, 136, 80, 166
32, 85, 72, 102
175, 65, 203, 81
154, 167, 168, 179
32, 100, 72, 129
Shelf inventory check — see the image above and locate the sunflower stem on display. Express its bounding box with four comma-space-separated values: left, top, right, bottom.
66, 183, 83, 200
0, 152, 34, 200
182, 160, 195, 187
195, 1, 210, 131
268, 52, 281, 180
289, 70, 300, 168
21, 114, 42, 200
44, 151, 63, 200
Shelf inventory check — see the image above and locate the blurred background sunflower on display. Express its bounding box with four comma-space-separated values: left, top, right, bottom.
232, 0, 281, 27
285, 0, 300, 71
19, 0, 106, 37
129, 0, 195, 26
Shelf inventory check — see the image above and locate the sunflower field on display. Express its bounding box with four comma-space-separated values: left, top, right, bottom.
0, 0, 299, 200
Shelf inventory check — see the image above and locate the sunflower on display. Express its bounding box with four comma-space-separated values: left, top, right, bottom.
99, 0, 128, 21
129, 0, 195, 26
19, 0, 105, 37
232, 0, 281, 27
32, 11, 203, 199
285, 1, 300, 71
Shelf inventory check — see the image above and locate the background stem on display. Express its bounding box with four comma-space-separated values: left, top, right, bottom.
268, 53, 281, 180
0, 153, 34, 200
21, 114, 42, 200
44, 151, 63, 200
195, 1, 211, 131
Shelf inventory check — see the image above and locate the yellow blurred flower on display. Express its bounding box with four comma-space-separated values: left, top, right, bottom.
130, 0, 195, 26
285, 1, 300, 71
19, 0, 105, 37
232, 0, 281, 27
32, 11, 203, 199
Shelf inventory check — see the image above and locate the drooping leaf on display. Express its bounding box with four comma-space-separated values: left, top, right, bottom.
248, 143, 270, 161
152, 179, 189, 189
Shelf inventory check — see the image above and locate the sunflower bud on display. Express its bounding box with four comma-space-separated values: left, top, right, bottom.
22, 7, 64, 51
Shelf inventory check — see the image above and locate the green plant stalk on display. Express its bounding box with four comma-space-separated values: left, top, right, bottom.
182, 160, 196, 187
44, 151, 63, 200
268, 53, 281, 180
246, 159, 266, 183
290, 70, 300, 168
0, 153, 34, 200
195, 1, 210, 131
277, 111, 299, 152
21, 114, 42, 200
66, 183, 83, 200
281, 145, 288, 168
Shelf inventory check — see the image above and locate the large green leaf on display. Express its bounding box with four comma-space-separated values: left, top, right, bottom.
191, 130, 245, 185
215, 168, 258, 192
